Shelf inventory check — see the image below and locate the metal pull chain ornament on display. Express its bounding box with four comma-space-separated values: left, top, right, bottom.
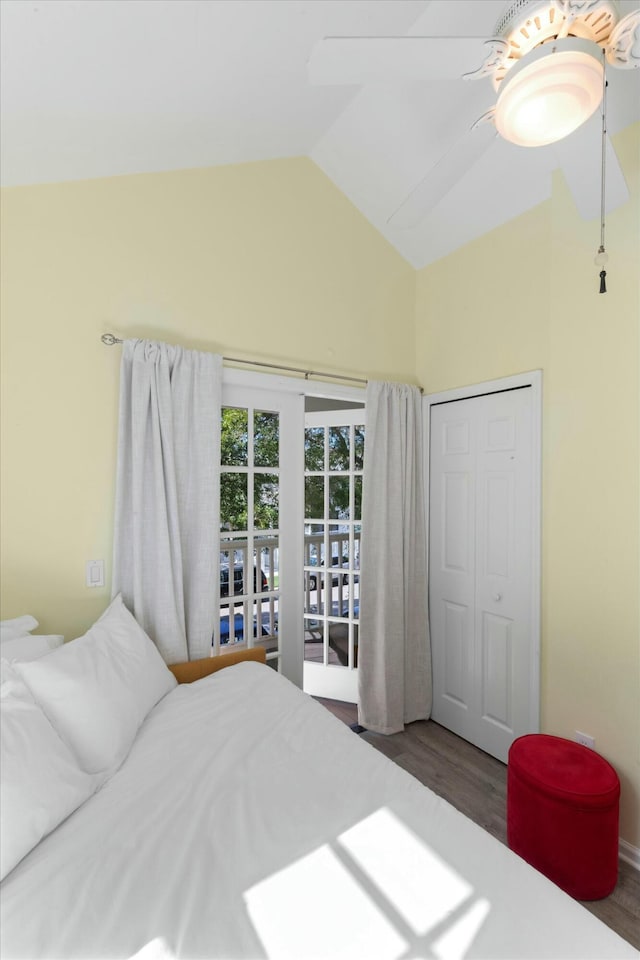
595, 49, 609, 293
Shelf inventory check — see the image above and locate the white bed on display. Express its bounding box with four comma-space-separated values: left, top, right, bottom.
1, 603, 637, 960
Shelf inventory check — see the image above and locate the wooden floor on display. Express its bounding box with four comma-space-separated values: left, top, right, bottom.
314, 697, 640, 951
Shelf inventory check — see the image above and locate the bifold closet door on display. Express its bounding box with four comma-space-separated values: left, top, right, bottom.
429, 387, 534, 763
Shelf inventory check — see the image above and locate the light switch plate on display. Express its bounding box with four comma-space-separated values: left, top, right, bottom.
86, 559, 105, 588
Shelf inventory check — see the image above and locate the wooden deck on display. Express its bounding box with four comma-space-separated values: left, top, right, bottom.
304, 637, 340, 666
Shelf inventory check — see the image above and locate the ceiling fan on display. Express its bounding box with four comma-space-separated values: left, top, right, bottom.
308, 0, 640, 228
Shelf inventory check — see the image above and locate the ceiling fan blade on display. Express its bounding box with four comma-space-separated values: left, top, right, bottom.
308, 36, 491, 86
388, 120, 497, 229
552, 113, 629, 220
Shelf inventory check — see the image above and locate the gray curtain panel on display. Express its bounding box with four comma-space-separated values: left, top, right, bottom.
358, 380, 432, 734
112, 339, 222, 664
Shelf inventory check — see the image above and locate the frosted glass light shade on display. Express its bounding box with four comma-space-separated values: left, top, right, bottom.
495, 38, 603, 148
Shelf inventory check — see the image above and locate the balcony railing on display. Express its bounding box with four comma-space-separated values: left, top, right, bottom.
218, 536, 278, 654
217, 529, 361, 667
304, 528, 360, 668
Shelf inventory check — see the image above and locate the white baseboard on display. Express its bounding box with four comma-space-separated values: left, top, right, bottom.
619, 838, 640, 871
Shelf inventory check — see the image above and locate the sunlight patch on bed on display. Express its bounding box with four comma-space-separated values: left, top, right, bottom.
338, 807, 474, 937
128, 937, 175, 960
244, 843, 408, 959
432, 897, 492, 960
244, 807, 491, 959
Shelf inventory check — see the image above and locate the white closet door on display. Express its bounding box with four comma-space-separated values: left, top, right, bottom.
429, 386, 537, 762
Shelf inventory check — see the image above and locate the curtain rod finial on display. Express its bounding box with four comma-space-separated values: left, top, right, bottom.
101, 333, 122, 345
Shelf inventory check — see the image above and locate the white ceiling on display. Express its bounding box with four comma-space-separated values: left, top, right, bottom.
1, 0, 639, 268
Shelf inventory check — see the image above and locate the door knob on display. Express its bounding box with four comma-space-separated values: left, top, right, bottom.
493, 593, 502, 601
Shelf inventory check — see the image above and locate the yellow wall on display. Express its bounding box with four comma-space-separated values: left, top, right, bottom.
0, 157, 416, 641
416, 123, 640, 847
2, 129, 639, 849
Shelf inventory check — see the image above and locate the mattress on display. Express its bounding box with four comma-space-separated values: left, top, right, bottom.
1, 662, 636, 959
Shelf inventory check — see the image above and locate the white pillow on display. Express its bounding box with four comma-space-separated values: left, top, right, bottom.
1, 633, 64, 663
15, 595, 177, 775
0, 615, 39, 643
0, 660, 98, 881
0, 658, 30, 696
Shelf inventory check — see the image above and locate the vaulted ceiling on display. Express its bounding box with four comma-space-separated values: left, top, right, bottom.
2, 0, 638, 267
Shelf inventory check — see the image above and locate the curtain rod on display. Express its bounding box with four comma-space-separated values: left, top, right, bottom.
101, 333, 367, 386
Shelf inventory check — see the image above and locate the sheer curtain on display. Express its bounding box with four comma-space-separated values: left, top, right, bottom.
358, 380, 432, 734
112, 339, 222, 664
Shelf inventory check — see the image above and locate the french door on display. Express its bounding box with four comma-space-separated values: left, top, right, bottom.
427, 375, 541, 763
302, 408, 365, 703
216, 384, 303, 686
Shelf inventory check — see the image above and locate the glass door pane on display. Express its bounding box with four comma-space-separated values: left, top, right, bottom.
303, 407, 365, 703
217, 382, 303, 685
219, 405, 280, 668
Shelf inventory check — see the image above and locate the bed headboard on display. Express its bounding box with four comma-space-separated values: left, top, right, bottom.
168, 648, 266, 684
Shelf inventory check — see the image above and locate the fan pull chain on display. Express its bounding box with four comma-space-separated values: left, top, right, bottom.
595, 51, 609, 293
599, 268, 607, 294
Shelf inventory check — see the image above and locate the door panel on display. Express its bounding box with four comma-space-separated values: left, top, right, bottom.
429, 386, 536, 762
303, 408, 365, 703
443, 472, 471, 572
443, 600, 468, 707
430, 403, 476, 737
218, 385, 303, 686
484, 473, 512, 577
481, 611, 513, 729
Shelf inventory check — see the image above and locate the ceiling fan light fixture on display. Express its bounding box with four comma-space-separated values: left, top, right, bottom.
494, 38, 604, 147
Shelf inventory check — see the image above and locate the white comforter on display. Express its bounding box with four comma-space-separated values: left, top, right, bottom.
1, 662, 636, 959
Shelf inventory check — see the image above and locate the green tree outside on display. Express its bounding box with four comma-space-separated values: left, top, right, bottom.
221, 409, 364, 531
221, 408, 279, 530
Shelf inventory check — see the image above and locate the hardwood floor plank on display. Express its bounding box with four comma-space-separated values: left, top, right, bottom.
313, 697, 640, 950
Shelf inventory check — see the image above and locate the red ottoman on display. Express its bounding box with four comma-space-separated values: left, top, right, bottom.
507, 734, 620, 900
